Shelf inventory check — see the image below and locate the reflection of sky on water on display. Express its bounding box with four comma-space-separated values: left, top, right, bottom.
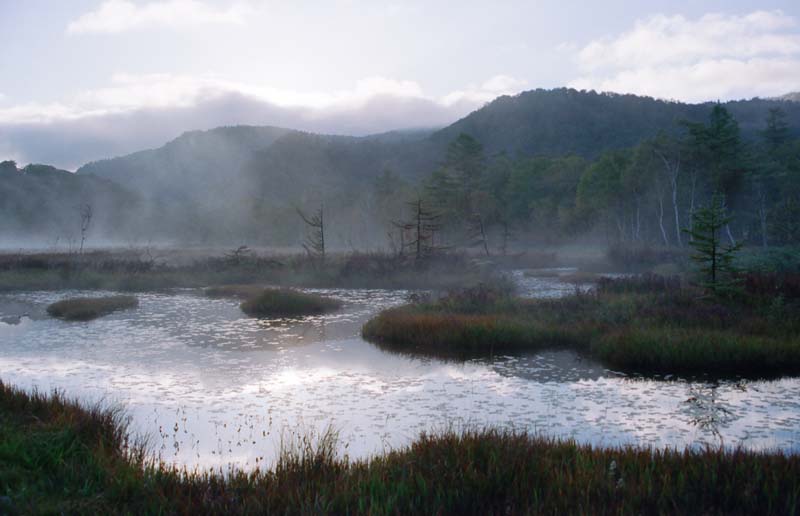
1, 282, 799, 471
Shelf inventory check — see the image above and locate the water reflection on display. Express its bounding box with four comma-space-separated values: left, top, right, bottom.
0, 284, 798, 471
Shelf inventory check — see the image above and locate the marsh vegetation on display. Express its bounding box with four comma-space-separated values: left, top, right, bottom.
2, 381, 799, 515
46, 295, 138, 321
363, 274, 800, 376
239, 288, 342, 317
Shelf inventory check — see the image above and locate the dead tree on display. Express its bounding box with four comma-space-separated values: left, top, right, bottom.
79, 203, 93, 255
392, 198, 442, 261
468, 213, 490, 257
498, 219, 514, 256
297, 205, 325, 263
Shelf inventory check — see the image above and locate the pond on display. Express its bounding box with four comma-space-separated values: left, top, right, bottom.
1, 276, 799, 471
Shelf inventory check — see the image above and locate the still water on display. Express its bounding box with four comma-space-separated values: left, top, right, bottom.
1, 277, 799, 470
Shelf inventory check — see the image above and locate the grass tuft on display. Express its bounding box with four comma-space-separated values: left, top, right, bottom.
46, 295, 138, 321
239, 288, 342, 318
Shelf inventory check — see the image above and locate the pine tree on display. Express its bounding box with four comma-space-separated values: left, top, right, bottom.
683, 193, 742, 297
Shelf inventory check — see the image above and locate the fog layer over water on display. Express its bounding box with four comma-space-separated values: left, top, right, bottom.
1, 277, 799, 471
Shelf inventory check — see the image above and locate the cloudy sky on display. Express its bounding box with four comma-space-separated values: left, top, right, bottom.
2, 0, 800, 168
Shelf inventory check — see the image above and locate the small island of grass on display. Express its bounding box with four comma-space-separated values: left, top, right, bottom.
204, 284, 266, 299
362, 275, 800, 377
239, 288, 342, 317
46, 295, 139, 321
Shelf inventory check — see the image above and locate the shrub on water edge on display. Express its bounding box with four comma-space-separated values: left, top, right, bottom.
46, 295, 138, 321
240, 288, 342, 317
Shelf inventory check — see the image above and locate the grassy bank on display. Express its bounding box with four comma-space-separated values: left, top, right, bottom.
0, 250, 503, 292
239, 288, 342, 317
46, 295, 138, 321
2, 380, 799, 515
362, 276, 800, 376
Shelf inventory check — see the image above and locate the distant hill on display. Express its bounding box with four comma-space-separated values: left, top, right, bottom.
0, 161, 138, 244
777, 92, 800, 102
31, 88, 800, 245
432, 88, 800, 158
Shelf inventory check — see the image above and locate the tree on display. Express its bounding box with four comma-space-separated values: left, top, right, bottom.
761, 107, 790, 153
683, 193, 742, 297
683, 105, 747, 245
79, 203, 93, 255
393, 198, 442, 261
297, 205, 325, 264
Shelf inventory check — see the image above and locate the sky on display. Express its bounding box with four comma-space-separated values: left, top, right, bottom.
1, 0, 800, 169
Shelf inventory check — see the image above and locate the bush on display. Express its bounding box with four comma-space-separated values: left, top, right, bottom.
240, 288, 342, 317
46, 296, 138, 321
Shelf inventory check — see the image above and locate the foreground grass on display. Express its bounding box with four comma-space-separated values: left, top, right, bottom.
239, 288, 342, 317
1, 380, 799, 515
362, 277, 800, 376
46, 295, 139, 321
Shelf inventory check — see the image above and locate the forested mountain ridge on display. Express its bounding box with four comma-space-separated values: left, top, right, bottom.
4, 88, 800, 248
432, 88, 800, 158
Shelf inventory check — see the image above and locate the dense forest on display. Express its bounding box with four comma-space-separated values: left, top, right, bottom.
404, 104, 800, 254
2, 88, 799, 249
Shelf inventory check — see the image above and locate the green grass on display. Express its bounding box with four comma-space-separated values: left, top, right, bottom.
2, 380, 799, 514
362, 277, 800, 376
239, 288, 342, 317
46, 295, 139, 321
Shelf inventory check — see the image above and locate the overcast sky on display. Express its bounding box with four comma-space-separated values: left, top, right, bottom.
2, 0, 800, 168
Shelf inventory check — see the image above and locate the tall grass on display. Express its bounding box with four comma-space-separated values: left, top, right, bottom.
2, 380, 799, 514
363, 276, 800, 376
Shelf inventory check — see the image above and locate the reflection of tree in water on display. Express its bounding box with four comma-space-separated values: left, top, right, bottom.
684, 381, 745, 447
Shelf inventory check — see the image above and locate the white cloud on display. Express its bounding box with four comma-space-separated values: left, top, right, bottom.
0, 73, 527, 124
441, 74, 528, 106
569, 10, 800, 102
0, 73, 529, 168
67, 0, 252, 34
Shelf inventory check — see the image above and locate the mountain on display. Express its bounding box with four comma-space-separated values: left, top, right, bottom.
778, 92, 800, 102
0, 161, 138, 245
432, 88, 800, 158
12, 88, 800, 246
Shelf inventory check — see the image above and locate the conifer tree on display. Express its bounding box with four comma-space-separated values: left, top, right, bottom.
683, 193, 742, 297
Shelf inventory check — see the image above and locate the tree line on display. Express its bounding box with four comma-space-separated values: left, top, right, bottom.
372, 104, 800, 255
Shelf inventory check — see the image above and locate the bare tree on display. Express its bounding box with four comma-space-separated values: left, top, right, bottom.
297, 205, 325, 263
653, 144, 683, 247
392, 198, 442, 261
78, 203, 93, 255
469, 212, 490, 257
